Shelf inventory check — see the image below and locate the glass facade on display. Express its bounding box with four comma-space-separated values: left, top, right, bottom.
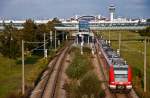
79, 20, 89, 32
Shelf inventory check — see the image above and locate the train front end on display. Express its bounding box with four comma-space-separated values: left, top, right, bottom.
98, 38, 132, 93
109, 64, 132, 93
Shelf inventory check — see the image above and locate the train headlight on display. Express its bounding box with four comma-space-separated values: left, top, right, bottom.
126, 85, 132, 89
111, 82, 115, 84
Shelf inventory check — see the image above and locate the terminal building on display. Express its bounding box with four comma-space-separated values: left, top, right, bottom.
74, 16, 94, 45
0, 5, 149, 31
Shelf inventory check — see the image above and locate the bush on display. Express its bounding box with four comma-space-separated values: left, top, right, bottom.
65, 72, 104, 98
138, 26, 150, 37
7, 92, 25, 98
79, 72, 102, 98
64, 81, 81, 98
65, 47, 104, 98
66, 48, 92, 80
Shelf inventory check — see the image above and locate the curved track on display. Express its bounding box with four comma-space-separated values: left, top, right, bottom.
30, 43, 71, 98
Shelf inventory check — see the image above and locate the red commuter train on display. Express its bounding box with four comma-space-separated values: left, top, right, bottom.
98, 38, 132, 93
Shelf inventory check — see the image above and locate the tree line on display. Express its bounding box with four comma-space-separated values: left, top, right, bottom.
0, 18, 66, 59
138, 26, 150, 37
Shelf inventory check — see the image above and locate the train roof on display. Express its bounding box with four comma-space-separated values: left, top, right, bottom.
113, 64, 128, 69
107, 51, 119, 58
112, 58, 125, 65
99, 38, 128, 68
100, 39, 120, 58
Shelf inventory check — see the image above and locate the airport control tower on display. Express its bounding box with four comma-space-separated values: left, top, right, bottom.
109, 4, 115, 21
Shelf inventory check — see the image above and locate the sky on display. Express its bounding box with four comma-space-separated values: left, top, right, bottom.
0, 0, 150, 19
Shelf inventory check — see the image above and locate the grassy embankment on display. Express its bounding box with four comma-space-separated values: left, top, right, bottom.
0, 54, 46, 98
0, 43, 65, 98
97, 31, 150, 97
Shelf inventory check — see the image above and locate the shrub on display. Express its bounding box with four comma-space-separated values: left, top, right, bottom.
64, 81, 81, 98
66, 48, 92, 80
79, 72, 102, 98
7, 92, 25, 98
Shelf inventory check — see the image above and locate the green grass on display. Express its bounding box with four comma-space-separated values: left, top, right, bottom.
0, 49, 58, 98
0, 54, 21, 98
98, 31, 150, 97
0, 55, 46, 98
0, 39, 66, 98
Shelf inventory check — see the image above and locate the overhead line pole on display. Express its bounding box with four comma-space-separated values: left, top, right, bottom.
50, 31, 53, 49
21, 35, 51, 95
55, 30, 57, 50
144, 37, 147, 92
108, 30, 110, 46
21, 36, 48, 95
118, 31, 121, 56
44, 33, 46, 58
22, 40, 25, 95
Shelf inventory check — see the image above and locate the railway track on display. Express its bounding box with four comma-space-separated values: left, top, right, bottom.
94, 40, 133, 98
30, 43, 71, 98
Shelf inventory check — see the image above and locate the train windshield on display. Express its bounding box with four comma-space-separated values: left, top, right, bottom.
114, 68, 128, 82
